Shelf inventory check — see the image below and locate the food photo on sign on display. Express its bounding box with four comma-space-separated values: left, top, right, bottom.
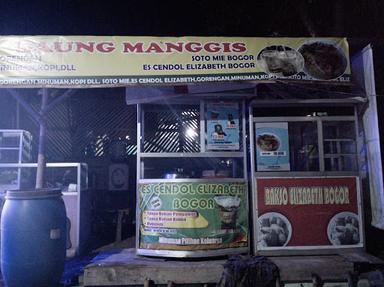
298, 40, 348, 80
214, 195, 242, 229
255, 122, 290, 171
256, 45, 305, 77
256, 39, 348, 80
258, 212, 292, 247
327, 211, 360, 245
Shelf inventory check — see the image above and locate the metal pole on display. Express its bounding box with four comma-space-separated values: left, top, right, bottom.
16, 99, 20, 129
35, 89, 48, 189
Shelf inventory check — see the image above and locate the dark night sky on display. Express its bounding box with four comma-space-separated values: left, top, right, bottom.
0, 0, 383, 38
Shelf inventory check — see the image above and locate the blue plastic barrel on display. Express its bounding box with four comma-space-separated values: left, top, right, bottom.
1, 189, 66, 287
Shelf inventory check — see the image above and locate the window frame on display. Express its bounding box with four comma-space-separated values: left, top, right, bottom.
252, 115, 359, 176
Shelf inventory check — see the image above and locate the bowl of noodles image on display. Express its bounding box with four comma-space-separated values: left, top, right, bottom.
257, 212, 292, 248
298, 40, 347, 80
327, 212, 360, 245
257, 45, 304, 77
257, 133, 280, 151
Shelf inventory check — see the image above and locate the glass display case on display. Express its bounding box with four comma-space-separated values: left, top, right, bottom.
0, 130, 32, 193
0, 162, 87, 192
250, 104, 363, 255
138, 102, 246, 179
140, 157, 244, 179
252, 116, 358, 174
0, 130, 32, 164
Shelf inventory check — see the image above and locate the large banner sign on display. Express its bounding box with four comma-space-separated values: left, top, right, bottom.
0, 36, 351, 87
139, 181, 248, 251
256, 177, 363, 250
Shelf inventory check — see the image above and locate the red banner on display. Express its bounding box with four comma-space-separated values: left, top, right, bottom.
256, 177, 361, 249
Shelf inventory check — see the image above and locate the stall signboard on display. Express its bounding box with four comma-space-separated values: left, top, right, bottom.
139, 181, 248, 251
255, 177, 362, 250
255, 122, 290, 171
0, 36, 351, 87
207, 102, 240, 150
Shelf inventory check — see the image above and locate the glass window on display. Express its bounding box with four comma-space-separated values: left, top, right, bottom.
254, 118, 358, 173
254, 121, 319, 172
323, 121, 357, 171
323, 121, 355, 139
141, 157, 244, 179
143, 104, 201, 153
289, 121, 319, 171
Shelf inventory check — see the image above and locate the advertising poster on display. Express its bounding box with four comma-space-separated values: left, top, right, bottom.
255, 122, 290, 171
139, 181, 248, 251
207, 102, 240, 150
0, 36, 351, 87
256, 177, 362, 250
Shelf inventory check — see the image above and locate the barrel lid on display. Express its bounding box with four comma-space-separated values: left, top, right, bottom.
5, 188, 62, 199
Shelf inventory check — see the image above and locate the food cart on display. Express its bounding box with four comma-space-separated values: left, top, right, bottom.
136, 99, 249, 257
249, 93, 363, 255
0, 36, 383, 283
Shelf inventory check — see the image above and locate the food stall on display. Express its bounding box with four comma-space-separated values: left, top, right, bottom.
130, 37, 376, 257
136, 100, 249, 257
250, 99, 363, 254
0, 36, 382, 264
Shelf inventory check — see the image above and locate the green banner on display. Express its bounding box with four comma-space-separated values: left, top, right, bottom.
139, 181, 248, 251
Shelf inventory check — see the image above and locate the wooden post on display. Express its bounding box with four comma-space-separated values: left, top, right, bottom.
8, 88, 74, 189
35, 89, 48, 189
144, 278, 153, 287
